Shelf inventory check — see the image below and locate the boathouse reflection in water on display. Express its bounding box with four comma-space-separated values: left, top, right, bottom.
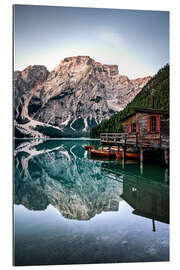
101, 162, 169, 229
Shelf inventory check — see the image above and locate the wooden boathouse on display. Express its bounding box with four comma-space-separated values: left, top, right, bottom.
100, 107, 169, 164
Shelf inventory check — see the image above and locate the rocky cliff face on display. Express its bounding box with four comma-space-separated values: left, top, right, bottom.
14, 56, 151, 137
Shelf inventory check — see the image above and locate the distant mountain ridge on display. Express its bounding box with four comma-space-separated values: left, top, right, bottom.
14, 56, 151, 138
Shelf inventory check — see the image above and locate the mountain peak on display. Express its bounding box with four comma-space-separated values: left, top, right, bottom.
54, 56, 94, 72
14, 56, 151, 138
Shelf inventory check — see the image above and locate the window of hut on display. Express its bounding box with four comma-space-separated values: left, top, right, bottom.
151, 116, 156, 132
131, 122, 136, 133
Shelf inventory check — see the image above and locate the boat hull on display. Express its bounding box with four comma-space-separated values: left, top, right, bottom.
126, 152, 140, 159
116, 151, 140, 160
90, 150, 116, 158
84, 145, 95, 151
116, 152, 122, 159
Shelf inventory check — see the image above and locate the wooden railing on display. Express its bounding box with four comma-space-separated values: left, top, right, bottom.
100, 133, 127, 144
100, 133, 161, 148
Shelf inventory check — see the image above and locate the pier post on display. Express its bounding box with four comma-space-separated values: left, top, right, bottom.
140, 162, 143, 175
122, 148, 125, 169
122, 148, 125, 159
140, 148, 144, 163
152, 219, 156, 232
164, 168, 169, 183
122, 158, 125, 169
164, 149, 169, 165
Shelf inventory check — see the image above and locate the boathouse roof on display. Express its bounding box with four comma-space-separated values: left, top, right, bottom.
132, 107, 169, 115
120, 107, 169, 122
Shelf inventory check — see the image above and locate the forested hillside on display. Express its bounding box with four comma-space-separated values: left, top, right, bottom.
90, 64, 169, 138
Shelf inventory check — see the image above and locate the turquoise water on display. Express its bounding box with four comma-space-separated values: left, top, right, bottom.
14, 139, 169, 266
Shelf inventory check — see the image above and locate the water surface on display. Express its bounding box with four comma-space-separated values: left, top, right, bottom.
14, 139, 169, 266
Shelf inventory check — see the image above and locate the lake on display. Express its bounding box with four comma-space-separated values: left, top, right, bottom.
13, 139, 169, 266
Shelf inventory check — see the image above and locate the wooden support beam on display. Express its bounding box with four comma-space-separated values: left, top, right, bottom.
164, 168, 169, 183
140, 148, 144, 163
121, 148, 125, 169
121, 157, 125, 169
122, 148, 125, 159
164, 149, 169, 165
140, 162, 143, 175
152, 219, 156, 232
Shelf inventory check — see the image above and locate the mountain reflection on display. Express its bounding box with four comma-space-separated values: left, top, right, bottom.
101, 163, 169, 225
14, 139, 123, 220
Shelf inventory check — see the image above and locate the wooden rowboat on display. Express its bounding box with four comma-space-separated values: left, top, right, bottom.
84, 145, 95, 151
116, 151, 140, 160
90, 149, 116, 158
90, 149, 110, 158
116, 152, 122, 159
126, 152, 140, 159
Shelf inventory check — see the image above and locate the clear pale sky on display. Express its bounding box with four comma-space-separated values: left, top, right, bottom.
13, 5, 169, 79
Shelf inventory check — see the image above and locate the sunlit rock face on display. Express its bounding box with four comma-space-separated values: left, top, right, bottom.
14, 65, 49, 121
14, 56, 151, 137
14, 140, 123, 220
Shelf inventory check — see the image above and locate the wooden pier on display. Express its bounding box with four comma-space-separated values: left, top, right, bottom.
100, 132, 169, 164
100, 132, 165, 149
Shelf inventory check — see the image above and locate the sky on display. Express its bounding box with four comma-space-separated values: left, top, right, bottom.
14, 5, 169, 79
